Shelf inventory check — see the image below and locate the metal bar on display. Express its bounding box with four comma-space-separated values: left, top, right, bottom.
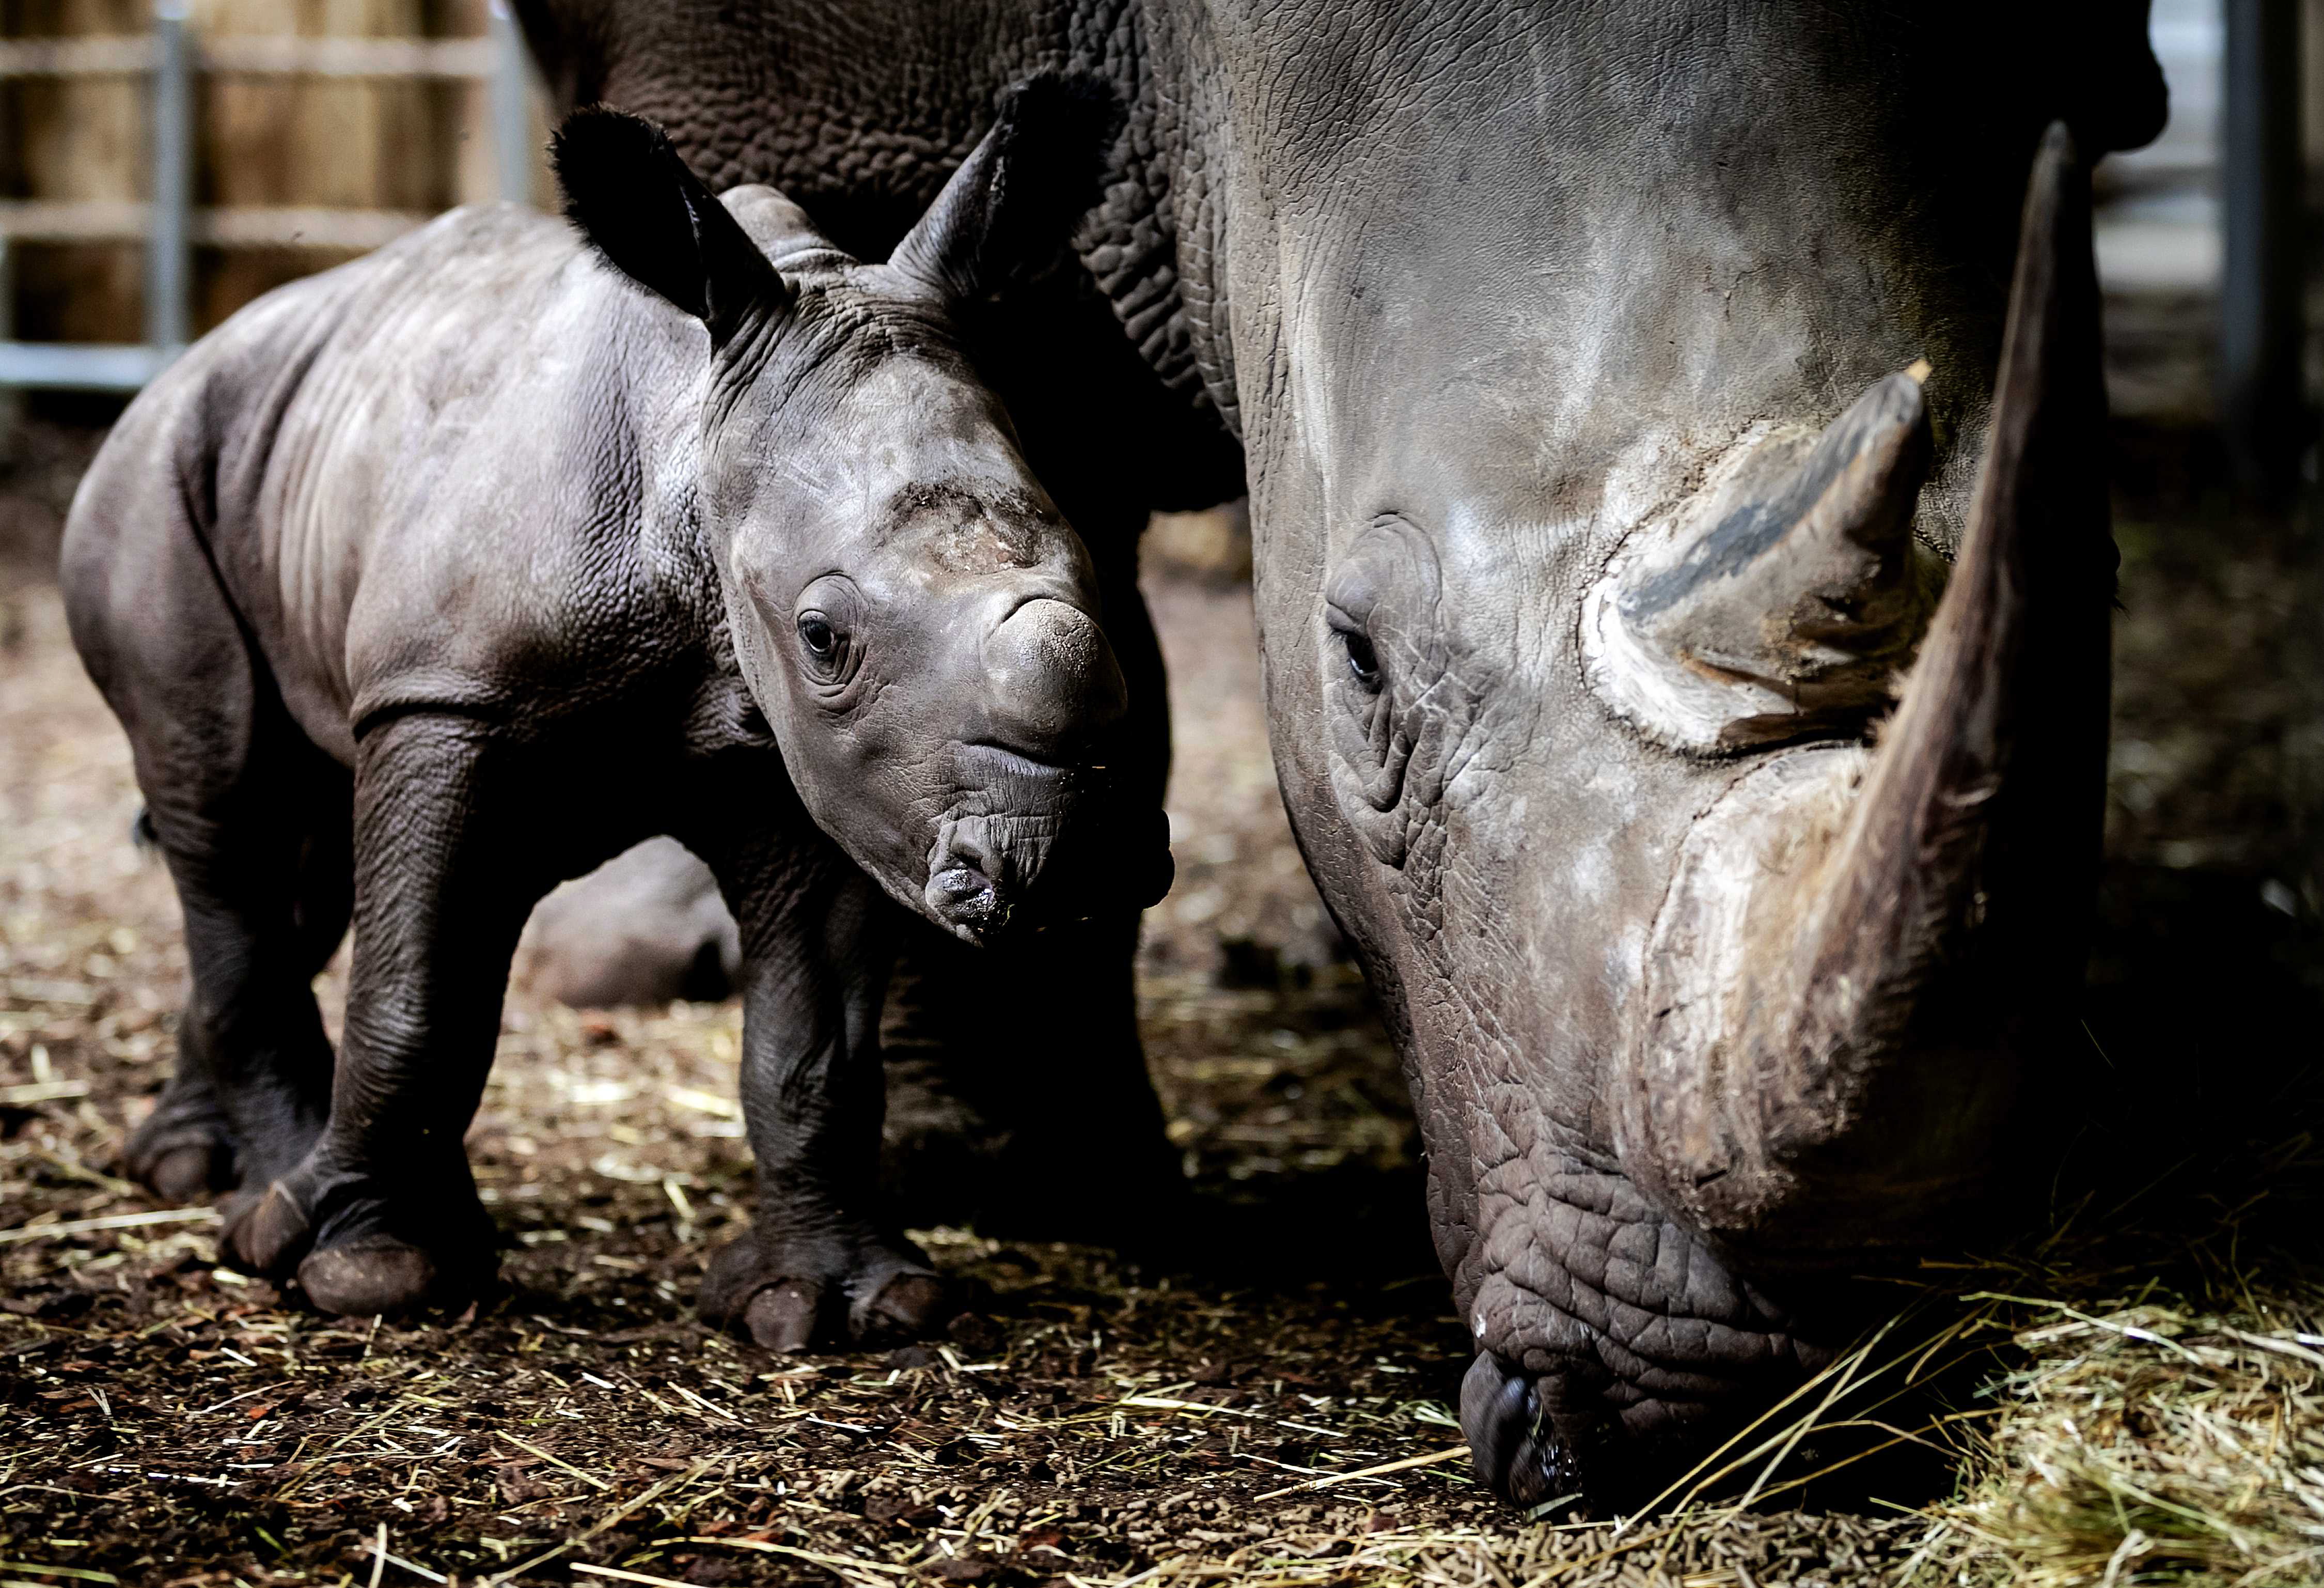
0, 199, 432, 250
2220, 0, 2307, 499
0, 240, 20, 437
197, 205, 433, 250
147, 1, 193, 356
489, 0, 533, 206
0, 342, 174, 392
0, 199, 151, 243
0, 36, 498, 80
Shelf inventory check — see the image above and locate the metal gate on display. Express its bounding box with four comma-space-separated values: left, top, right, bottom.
0, 0, 537, 394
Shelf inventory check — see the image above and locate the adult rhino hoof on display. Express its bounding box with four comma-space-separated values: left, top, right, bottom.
297, 1238, 480, 1317
703, 1235, 955, 1351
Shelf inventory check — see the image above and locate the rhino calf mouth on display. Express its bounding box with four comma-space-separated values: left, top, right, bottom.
924, 860, 1008, 930
922, 743, 1173, 938
922, 744, 1079, 938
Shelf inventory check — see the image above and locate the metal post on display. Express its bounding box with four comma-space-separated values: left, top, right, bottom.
147, 0, 193, 356
0, 237, 20, 453
489, 0, 532, 207
2221, 0, 2306, 500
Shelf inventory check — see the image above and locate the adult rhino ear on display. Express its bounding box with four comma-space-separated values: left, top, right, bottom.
552, 106, 793, 344
888, 73, 1121, 304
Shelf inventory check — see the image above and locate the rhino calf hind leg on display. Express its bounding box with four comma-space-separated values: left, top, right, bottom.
67, 506, 349, 1206
224, 714, 541, 1316
131, 781, 348, 1203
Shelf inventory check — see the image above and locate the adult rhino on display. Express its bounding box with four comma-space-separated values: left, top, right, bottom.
514, 0, 2167, 1506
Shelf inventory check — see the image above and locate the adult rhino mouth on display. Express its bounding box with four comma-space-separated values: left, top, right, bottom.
1462, 1355, 1591, 1513
923, 743, 1172, 938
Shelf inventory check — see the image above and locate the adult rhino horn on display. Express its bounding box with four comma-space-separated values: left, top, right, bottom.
1614, 122, 2113, 1256
1582, 369, 1943, 753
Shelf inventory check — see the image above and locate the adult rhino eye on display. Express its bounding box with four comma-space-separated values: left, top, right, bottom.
1340, 628, 1384, 692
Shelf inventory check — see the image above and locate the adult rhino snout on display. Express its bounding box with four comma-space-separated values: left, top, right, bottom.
979, 597, 1127, 761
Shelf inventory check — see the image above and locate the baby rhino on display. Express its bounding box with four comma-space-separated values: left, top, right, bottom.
62, 82, 1166, 1347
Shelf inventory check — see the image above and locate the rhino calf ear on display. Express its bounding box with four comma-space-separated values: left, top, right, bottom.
552, 107, 793, 342
888, 72, 1122, 304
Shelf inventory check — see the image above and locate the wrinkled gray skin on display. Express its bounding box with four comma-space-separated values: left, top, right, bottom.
62, 97, 1165, 1347
522, 0, 2168, 1504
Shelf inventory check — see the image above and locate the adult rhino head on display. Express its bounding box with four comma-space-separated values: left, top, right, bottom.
516, 0, 2165, 1504
1161, 8, 2158, 1504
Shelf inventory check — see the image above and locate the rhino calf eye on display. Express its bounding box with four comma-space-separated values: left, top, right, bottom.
797, 613, 837, 657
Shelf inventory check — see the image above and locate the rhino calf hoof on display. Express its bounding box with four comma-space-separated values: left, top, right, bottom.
138, 1141, 234, 1205
732, 1271, 953, 1351
743, 1281, 828, 1353
220, 1180, 313, 1278
122, 1096, 237, 1205
704, 1235, 953, 1350
854, 1273, 952, 1343
297, 1239, 469, 1318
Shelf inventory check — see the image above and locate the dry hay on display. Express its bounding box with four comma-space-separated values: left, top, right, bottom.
1902, 1141, 2324, 1588
1928, 1289, 2324, 1586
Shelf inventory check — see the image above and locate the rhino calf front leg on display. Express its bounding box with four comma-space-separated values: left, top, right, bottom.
224, 715, 542, 1315
690, 826, 948, 1351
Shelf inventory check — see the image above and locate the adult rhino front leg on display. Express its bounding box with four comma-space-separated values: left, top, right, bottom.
880, 908, 1179, 1240
223, 713, 538, 1315
687, 812, 951, 1350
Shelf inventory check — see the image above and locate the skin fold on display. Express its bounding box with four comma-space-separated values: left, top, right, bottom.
516, 0, 2168, 1503
61, 88, 1166, 1348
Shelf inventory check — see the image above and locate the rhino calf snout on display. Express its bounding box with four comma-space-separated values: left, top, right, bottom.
980, 597, 1127, 759
921, 745, 1080, 936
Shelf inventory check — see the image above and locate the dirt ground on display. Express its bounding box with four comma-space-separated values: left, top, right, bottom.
1, 396, 2319, 1587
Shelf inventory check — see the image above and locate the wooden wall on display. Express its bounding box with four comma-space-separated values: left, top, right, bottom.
2, 0, 547, 346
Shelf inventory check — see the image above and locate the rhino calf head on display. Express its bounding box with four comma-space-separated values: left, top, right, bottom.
556, 86, 1168, 942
